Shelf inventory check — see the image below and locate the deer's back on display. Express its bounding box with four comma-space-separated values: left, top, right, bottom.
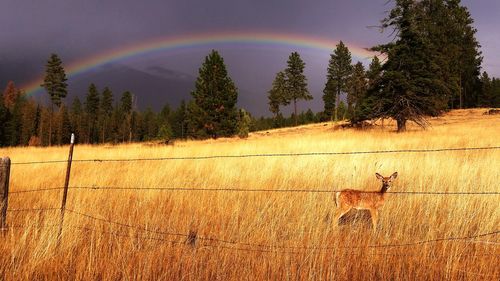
338, 189, 385, 209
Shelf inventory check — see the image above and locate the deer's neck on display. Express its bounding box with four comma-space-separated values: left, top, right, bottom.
380, 184, 390, 194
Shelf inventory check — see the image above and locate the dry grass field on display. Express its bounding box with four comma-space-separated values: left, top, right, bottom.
0, 108, 499, 280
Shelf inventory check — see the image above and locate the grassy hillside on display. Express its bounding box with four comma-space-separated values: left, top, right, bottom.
0, 109, 499, 280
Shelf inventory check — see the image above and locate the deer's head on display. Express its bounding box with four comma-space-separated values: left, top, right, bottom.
375, 172, 398, 191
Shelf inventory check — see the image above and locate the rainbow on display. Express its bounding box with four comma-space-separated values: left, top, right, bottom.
22, 31, 376, 96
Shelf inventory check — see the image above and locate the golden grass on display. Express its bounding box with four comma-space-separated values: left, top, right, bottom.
0, 108, 499, 280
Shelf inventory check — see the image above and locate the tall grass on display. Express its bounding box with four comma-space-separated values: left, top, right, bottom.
1, 109, 499, 280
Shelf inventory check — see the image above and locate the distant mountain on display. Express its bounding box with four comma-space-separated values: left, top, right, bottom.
67, 64, 195, 111
143, 65, 195, 81
66, 63, 263, 115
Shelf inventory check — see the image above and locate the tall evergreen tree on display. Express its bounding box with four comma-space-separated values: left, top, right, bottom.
366, 56, 383, 87
237, 109, 251, 138
190, 50, 238, 138
350, 57, 382, 124
323, 41, 352, 121
157, 103, 173, 140
140, 107, 158, 141
120, 91, 133, 142
85, 83, 100, 143
492, 78, 500, 107
41, 53, 68, 146
172, 100, 187, 139
70, 97, 84, 143
56, 105, 71, 144
20, 99, 38, 145
443, 0, 482, 108
346, 62, 367, 120
31, 104, 42, 143
99, 86, 113, 142
4, 94, 25, 146
371, 0, 449, 132
284, 52, 312, 126
478, 72, 500, 107
268, 71, 288, 123
186, 99, 207, 138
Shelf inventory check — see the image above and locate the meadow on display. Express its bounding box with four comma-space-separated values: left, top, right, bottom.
0, 109, 499, 280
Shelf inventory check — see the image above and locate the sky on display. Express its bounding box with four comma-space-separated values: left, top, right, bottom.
1, 0, 499, 115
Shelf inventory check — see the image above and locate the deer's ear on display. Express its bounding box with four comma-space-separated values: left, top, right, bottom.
390, 172, 398, 180
375, 173, 383, 180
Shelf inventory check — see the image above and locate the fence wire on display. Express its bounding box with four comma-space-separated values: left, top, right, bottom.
8, 187, 64, 194
3, 208, 499, 255
65, 208, 500, 251
4, 223, 500, 257
7, 186, 500, 195
10, 146, 500, 165
6, 207, 60, 213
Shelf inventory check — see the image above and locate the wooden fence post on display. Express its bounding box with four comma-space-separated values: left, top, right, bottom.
57, 134, 75, 244
0, 157, 11, 230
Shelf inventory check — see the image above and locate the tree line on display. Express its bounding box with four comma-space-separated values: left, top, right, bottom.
1, 0, 499, 147
0, 50, 255, 146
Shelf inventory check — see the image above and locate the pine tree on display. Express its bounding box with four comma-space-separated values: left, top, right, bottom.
140, 108, 158, 141
30, 104, 42, 145
268, 71, 288, 121
5, 94, 25, 146
346, 62, 367, 121
120, 91, 133, 142
42, 54, 68, 107
304, 109, 316, 123
443, 0, 482, 108
157, 123, 173, 141
41, 53, 68, 146
337, 101, 347, 121
190, 50, 238, 138
323, 41, 352, 121
372, 0, 449, 132
478, 72, 495, 107
349, 56, 383, 124
159, 103, 171, 125
284, 52, 312, 126
20, 99, 38, 145
99, 87, 113, 142
172, 100, 187, 139
85, 83, 100, 143
186, 100, 207, 138
38, 107, 51, 146
237, 109, 251, 138
70, 97, 83, 143
366, 56, 382, 87
56, 105, 71, 144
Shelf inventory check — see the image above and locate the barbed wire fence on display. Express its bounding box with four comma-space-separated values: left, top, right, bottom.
8, 186, 500, 195
9, 145, 500, 165
2, 207, 500, 255
1, 140, 499, 254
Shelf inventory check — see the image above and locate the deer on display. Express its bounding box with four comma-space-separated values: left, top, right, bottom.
334, 172, 398, 231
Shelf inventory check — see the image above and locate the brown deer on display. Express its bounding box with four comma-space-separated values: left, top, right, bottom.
334, 172, 398, 230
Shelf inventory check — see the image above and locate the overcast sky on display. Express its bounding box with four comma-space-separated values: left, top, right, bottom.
1, 0, 498, 113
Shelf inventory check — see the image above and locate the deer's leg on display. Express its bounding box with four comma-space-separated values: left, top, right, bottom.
369, 209, 379, 231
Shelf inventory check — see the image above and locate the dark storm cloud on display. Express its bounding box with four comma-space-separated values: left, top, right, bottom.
0, 0, 384, 54
0, 1, 387, 92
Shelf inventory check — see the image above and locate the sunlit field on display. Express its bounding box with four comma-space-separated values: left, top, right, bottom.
0, 109, 499, 280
